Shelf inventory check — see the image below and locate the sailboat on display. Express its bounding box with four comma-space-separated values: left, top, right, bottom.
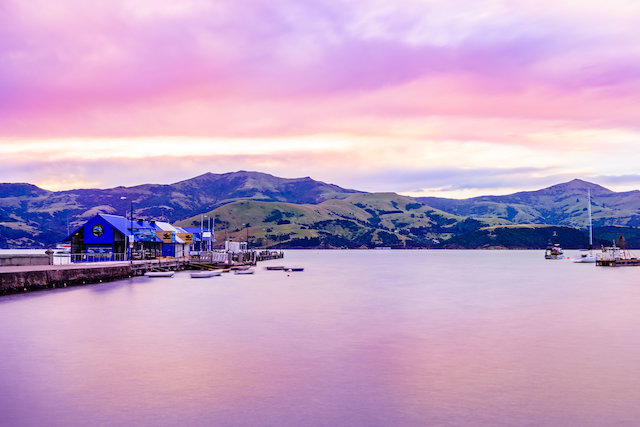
573, 188, 596, 263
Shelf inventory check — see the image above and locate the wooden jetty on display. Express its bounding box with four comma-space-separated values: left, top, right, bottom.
0, 250, 284, 295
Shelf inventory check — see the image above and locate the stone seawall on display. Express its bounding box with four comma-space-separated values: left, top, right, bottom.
0, 264, 133, 295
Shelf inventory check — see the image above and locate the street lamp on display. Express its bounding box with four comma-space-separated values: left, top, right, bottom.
121, 196, 133, 263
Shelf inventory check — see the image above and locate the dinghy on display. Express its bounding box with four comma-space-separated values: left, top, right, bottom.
145, 271, 175, 278
190, 270, 222, 278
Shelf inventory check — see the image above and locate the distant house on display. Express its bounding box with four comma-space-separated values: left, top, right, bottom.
66, 214, 195, 261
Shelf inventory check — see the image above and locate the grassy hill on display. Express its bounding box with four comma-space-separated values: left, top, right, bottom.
0, 171, 361, 247
176, 193, 509, 249
2, 174, 640, 249
416, 179, 640, 228
439, 224, 640, 250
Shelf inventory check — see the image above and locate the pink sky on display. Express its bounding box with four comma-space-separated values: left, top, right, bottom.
2, 0, 640, 196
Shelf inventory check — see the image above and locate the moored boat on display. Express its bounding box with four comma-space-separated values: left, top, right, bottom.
265, 266, 285, 270
574, 188, 596, 264
544, 232, 564, 260
234, 268, 255, 275
190, 270, 222, 278
145, 271, 175, 277
573, 251, 596, 263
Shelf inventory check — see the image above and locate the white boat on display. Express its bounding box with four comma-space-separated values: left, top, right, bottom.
574, 188, 596, 263
544, 232, 564, 259
573, 250, 596, 263
145, 271, 175, 277
190, 270, 222, 278
234, 268, 255, 275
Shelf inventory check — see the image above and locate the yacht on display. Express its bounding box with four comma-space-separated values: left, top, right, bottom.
573, 189, 596, 263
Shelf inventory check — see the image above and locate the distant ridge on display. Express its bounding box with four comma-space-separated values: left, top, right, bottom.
0, 171, 362, 247
415, 179, 640, 228
1, 174, 639, 249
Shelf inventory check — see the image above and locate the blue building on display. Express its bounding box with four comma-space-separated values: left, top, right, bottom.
67, 214, 196, 261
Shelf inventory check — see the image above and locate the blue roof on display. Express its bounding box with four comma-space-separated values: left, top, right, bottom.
66, 213, 159, 242
99, 214, 136, 236
66, 213, 205, 242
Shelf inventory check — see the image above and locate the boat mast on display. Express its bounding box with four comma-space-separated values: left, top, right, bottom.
587, 188, 593, 250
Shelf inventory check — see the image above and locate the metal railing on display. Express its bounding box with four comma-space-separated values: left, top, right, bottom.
70, 253, 127, 263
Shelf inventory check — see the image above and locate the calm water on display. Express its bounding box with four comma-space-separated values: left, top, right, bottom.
1, 250, 640, 426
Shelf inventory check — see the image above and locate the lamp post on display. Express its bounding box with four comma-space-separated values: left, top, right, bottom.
121, 197, 133, 263
210, 216, 215, 250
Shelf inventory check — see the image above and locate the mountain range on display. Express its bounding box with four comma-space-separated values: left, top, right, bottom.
1, 173, 639, 249
416, 179, 640, 228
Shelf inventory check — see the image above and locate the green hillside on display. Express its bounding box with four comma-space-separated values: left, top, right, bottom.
416, 179, 640, 228
0, 171, 360, 247
176, 193, 508, 249
2, 173, 640, 249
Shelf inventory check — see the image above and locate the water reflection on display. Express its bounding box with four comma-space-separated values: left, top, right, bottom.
1, 250, 640, 425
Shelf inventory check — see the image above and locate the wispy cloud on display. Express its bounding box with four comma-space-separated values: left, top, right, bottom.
2, 0, 640, 196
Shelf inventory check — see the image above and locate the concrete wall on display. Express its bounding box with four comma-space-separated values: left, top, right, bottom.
0, 254, 52, 267
0, 265, 132, 294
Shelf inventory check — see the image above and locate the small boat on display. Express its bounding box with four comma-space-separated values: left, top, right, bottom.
573, 251, 596, 263
145, 271, 175, 277
234, 268, 255, 275
285, 267, 304, 272
544, 232, 564, 260
265, 266, 285, 271
190, 270, 222, 278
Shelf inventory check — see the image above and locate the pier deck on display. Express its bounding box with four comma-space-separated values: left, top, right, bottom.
0, 251, 284, 295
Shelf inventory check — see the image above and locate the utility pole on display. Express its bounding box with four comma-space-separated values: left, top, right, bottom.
121, 196, 133, 263
211, 217, 215, 249
130, 200, 134, 264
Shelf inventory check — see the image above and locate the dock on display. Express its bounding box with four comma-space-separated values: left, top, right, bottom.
595, 258, 640, 266
0, 250, 284, 295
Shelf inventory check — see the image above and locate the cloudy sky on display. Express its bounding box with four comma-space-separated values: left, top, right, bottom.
2, 0, 640, 197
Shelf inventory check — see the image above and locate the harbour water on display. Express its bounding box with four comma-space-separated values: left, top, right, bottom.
1, 250, 640, 426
